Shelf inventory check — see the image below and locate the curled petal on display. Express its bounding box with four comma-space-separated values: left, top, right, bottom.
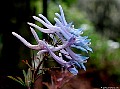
12, 32, 40, 50
37, 36, 75, 55
72, 61, 81, 67
42, 41, 78, 75
30, 27, 40, 44
59, 5, 67, 25
66, 47, 88, 63
40, 40, 67, 65
37, 50, 47, 55
54, 18, 72, 40
33, 16, 50, 27
32, 16, 59, 32
66, 22, 73, 28
80, 63, 86, 71
67, 66, 78, 75
84, 46, 93, 52
71, 45, 88, 53
30, 27, 45, 49
38, 14, 52, 25
60, 49, 69, 55
55, 13, 62, 22
28, 22, 55, 33
69, 28, 83, 36
60, 49, 72, 59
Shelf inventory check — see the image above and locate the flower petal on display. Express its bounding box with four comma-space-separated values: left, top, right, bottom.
28, 22, 55, 33
30, 27, 40, 44
12, 32, 40, 50
67, 66, 78, 75
40, 40, 68, 65
38, 14, 52, 25
54, 18, 72, 40
32, 16, 59, 32
59, 5, 67, 25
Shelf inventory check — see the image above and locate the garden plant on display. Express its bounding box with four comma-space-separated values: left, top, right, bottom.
9, 5, 92, 89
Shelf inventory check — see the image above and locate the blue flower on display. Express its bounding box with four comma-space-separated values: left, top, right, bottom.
12, 5, 92, 75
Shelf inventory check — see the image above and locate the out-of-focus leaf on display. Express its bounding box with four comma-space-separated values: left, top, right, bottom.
28, 68, 32, 81
23, 70, 27, 78
7, 76, 25, 86
16, 76, 25, 86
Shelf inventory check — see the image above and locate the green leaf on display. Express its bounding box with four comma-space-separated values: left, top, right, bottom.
16, 76, 25, 86
7, 76, 24, 86
28, 68, 32, 81
23, 70, 28, 86
22, 70, 27, 78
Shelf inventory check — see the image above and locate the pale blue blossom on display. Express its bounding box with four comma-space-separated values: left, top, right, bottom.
12, 5, 92, 75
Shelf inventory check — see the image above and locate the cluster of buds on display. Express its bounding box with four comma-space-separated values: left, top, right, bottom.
12, 5, 92, 75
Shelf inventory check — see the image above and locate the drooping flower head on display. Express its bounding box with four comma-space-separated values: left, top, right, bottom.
12, 5, 92, 75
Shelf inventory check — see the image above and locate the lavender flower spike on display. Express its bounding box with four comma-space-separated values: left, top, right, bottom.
12, 5, 92, 75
